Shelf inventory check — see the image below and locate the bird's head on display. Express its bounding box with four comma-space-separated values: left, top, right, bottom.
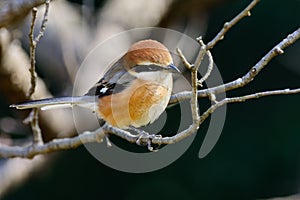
123, 39, 180, 73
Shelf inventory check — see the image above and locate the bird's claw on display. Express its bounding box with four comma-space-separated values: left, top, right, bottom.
136, 131, 161, 152
128, 126, 161, 151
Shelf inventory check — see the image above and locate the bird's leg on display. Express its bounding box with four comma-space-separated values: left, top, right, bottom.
99, 121, 112, 147
128, 126, 149, 145
105, 135, 112, 147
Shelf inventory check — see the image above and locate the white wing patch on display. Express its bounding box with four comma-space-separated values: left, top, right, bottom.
99, 87, 109, 94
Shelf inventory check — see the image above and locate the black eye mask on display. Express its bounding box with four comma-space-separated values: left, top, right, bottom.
133, 64, 166, 73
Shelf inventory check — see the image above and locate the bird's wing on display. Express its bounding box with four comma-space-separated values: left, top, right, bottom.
85, 56, 171, 98
85, 57, 136, 97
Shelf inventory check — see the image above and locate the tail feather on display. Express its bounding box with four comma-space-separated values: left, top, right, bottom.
10, 96, 96, 111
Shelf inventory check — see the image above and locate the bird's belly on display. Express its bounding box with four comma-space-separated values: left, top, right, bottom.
98, 80, 171, 129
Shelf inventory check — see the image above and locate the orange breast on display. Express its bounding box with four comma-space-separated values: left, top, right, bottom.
97, 79, 170, 129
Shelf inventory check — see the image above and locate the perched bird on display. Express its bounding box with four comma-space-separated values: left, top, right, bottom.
11, 39, 180, 129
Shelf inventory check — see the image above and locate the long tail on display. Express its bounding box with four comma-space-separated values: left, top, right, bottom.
10, 96, 96, 110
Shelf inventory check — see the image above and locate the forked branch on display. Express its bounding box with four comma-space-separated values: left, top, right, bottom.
27, 0, 50, 146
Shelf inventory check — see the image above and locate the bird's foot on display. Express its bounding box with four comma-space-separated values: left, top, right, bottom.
129, 127, 161, 151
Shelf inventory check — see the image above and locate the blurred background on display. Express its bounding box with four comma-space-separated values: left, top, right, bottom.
0, 0, 299, 199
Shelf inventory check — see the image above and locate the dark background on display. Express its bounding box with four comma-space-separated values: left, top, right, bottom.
2, 0, 300, 199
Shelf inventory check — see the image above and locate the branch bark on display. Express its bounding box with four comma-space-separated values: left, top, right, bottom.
0, 128, 105, 158
26, 0, 49, 145
206, 0, 260, 50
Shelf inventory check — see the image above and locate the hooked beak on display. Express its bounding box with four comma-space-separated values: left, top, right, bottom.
167, 63, 180, 73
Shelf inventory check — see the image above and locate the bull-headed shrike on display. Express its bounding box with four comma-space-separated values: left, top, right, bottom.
11, 39, 180, 129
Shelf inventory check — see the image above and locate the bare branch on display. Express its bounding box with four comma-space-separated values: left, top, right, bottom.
193, 37, 207, 71
176, 39, 204, 143
206, 0, 260, 50
173, 37, 209, 144
156, 88, 300, 144
170, 0, 261, 104
34, 0, 49, 43
27, 7, 38, 98
1, 88, 299, 158
169, 27, 300, 104
199, 88, 300, 125
23, 109, 43, 144
27, 1, 49, 98
210, 27, 300, 93
0, 128, 106, 158
176, 48, 193, 70
26, 1, 50, 145
197, 38, 214, 87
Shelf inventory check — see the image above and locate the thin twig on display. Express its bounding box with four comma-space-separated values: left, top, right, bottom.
27, 0, 49, 98
206, 0, 260, 50
197, 38, 214, 87
35, 0, 50, 43
176, 43, 203, 143
208, 27, 300, 94
198, 49, 213, 87
199, 88, 300, 125
176, 48, 193, 70
176, 36, 206, 145
155, 88, 300, 144
26, 1, 50, 145
169, 0, 261, 104
177, 42, 214, 87
169, 27, 300, 104
23, 109, 43, 145
193, 38, 207, 71
27, 7, 38, 98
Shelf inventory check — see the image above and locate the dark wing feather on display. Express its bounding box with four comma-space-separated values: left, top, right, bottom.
85, 57, 136, 97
